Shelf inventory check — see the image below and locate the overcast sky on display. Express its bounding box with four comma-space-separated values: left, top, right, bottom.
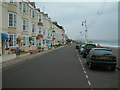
35, 2, 118, 41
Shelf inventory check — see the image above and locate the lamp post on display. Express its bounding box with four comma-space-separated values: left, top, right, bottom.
80, 31, 82, 42
82, 20, 88, 42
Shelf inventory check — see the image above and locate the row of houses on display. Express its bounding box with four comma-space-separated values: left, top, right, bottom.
0, 1, 67, 55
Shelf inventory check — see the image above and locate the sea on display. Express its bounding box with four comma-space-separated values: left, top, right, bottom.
79, 39, 119, 48
90, 39, 120, 48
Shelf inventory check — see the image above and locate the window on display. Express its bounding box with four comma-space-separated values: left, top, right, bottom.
32, 23, 36, 33
22, 2, 28, 13
43, 40, 45, 45
32, 37, 36, 46
94, 50, 113, 55
43, 30, 45, 35
9, 34, 16, 47
39, 27, 42, 34
22, 19, 28, 30
8, 12, 16, 27
9, 0, 16, 4
22, 36, 29, 46
48, 30, 50, 36
31, 9, 35, 18
86, 44, 96, 49
19, 2, 22, 10
38, 39, 42, 46
38, 15, 42, 22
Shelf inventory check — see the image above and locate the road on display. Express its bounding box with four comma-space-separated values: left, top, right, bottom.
2, 45, 119, 89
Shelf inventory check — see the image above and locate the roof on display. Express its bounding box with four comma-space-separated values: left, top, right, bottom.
86, 43, 96, 45
92, 48, 112, 51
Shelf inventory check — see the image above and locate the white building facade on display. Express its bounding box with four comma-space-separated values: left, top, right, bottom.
1, 1, 66, 55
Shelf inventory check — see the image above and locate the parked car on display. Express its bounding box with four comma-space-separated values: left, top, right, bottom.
86, 48, 117, 71
76, 43, 80, 49
78, 43, 86, 55
82, 43, 96, 58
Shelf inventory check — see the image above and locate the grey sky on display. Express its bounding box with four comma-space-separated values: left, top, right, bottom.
35, 2, 118, 41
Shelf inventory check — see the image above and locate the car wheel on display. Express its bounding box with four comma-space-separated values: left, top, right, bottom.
86, 61, 89, 65
82, 54, 86, 58
111, 66, 116, 71
80, 52, 82, 55
89, 62, 93, 70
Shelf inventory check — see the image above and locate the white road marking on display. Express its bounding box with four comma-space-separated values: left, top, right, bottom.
88, 81, 91, 86
81, 64, 83, 67
76, 49, 92, 87
84, 71, 86, 74
86, 75, 88, 78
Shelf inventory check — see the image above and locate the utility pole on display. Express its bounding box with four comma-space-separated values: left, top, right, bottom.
82, 20, 88, 42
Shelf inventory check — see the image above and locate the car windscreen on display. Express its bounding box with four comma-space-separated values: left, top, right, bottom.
86, 44, 96, 49
94, 50, 113, 55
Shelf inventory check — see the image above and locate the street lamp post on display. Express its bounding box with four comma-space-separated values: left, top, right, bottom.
80, 31, 82, 42
82, 20, 88, 42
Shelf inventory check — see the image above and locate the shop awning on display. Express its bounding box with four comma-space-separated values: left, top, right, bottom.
52, 30, 55, 32
39, 35, 43, 38
18, 35, 23, 40
36, 35, 44, 39
29, 37, 33, 41
47, 36, 51, 39
53, 38, 55, 40
1, 33, 8, 40
36, 35, 40, 39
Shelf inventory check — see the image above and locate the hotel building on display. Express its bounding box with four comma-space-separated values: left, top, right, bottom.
1, 1, 65, 55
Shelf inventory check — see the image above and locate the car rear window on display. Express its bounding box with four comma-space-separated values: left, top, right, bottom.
81, 44, 85, 47
94, 50, 113, 55
86, 44, 96, 49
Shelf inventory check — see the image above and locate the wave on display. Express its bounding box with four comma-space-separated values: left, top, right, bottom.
91, 39, 120, 48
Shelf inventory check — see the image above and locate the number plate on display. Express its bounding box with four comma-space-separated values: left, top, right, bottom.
100, 57, 109, 59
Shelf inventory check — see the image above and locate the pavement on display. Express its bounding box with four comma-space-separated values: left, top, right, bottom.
2, 45, 119, 89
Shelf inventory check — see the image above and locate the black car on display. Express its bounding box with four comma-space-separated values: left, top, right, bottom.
82, 43, 96, 58
76, 44, 79, 49
86, 48, 117, 71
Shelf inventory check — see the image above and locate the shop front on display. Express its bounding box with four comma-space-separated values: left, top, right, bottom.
1, 33, 9, 54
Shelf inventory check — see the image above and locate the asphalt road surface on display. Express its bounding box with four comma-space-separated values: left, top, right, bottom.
2, 45, 119, 89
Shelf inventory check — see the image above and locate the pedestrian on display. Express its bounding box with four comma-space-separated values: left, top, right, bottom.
15, 47, 21, 55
